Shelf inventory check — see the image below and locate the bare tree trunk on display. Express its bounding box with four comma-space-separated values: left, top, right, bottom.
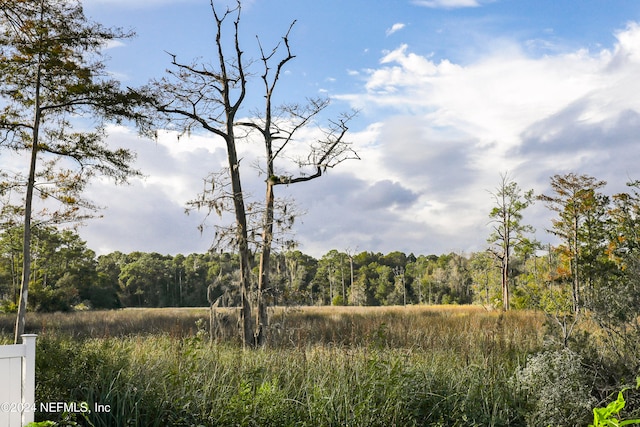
15, 60, 42, 344
225, 131, 254, 347
256, 180, 274, 346
214, 1, 254, 348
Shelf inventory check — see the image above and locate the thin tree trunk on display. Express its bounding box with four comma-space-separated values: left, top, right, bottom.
572, 214, 580, 313
255, 64, 275, 346
14, 142, 37, 343
226, 136, 254, 348
256, 180, 274, 346
502, 201, 511, 311
15, 58, 42, 344
502, 256, 510, 311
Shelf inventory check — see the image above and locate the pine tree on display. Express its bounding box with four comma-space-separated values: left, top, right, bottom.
0, 0, 147, 342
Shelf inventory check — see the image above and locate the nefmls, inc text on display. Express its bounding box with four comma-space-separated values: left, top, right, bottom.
39, 401, 111, 413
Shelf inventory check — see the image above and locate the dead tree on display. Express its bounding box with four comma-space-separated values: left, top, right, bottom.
145, 1, 254, 347
145, 1, 358, 347
237, 24, 358, 346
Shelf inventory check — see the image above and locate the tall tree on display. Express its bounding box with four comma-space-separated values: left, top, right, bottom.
487, 173, 534, 310
600, 182, 640, 368
238, 25, 357, 345
145, 2, 356, 346
538, 173, 607, 313
144, 2, 255, 346
0, 0, 146, 342
598, 183, 640, 322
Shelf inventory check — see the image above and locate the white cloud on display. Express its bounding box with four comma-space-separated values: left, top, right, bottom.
80, 22, 640, 258
332, 22, 640, 254
386, 23, 406, 37
412, 0, 482, 9
102, 40, 125, 50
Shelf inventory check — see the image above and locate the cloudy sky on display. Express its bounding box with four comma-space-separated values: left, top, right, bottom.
68, 0, 640, 257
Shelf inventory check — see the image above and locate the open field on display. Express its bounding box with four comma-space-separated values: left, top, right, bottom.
1, 306, 635, 426
0, 305, 544, 351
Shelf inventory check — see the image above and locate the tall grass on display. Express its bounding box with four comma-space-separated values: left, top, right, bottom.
0, 305, 544, 353
33, 335, 531, 426
1, 306, 548, 426
0, 308, 208, 339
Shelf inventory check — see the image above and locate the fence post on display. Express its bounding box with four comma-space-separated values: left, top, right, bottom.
21, 334, 37, 426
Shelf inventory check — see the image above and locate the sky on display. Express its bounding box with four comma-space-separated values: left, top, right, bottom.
56, 0, 640, 257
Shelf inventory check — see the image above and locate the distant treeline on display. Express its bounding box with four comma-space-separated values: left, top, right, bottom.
2, 172, 640, 316
0, 226, 485, 311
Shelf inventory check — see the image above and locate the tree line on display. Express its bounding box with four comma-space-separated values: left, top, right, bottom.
0, 226, 472, 311
1, 170, 639, 326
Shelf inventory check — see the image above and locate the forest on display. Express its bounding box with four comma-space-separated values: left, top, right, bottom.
1, 172, 640, 324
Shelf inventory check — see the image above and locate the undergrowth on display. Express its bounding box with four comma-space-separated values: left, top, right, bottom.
33, 335, 529, 426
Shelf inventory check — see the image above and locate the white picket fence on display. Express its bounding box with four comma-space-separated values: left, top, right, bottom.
0, 334, 37, 427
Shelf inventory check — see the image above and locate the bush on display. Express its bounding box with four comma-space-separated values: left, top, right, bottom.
0, 299, 17, 313
514, 348, 597, 427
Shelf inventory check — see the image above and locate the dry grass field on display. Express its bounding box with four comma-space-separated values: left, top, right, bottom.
1, 305, 545, 353
3, 305, 606, 426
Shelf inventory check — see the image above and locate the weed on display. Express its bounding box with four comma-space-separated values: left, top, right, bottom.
590, 378, 640, 427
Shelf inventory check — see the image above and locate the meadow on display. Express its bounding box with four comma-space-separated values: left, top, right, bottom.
0, 306, 633, 426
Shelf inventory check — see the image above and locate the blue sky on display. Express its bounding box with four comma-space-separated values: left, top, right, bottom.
71, 0, 640, 257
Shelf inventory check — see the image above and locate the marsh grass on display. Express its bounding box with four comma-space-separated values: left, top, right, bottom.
0, 308, 209, 339
33, 335, 531, 426
0, 305, 544, 353
1, 306, 547, 426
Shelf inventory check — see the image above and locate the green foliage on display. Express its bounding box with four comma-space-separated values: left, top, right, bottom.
538, 173, 609, 313
514, 348, 597, 426
0, 298, 17, 313
0, 0, 146, 225
470, 251, 501, 308
331, 294, 345, 306
0, 226, 102, 311
590, 391, 640, 427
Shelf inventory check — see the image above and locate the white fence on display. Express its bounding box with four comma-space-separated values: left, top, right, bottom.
0, 334, 37, 427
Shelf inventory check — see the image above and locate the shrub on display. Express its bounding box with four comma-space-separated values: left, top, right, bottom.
0, 299, 17, 313
514, 348, 597, 427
